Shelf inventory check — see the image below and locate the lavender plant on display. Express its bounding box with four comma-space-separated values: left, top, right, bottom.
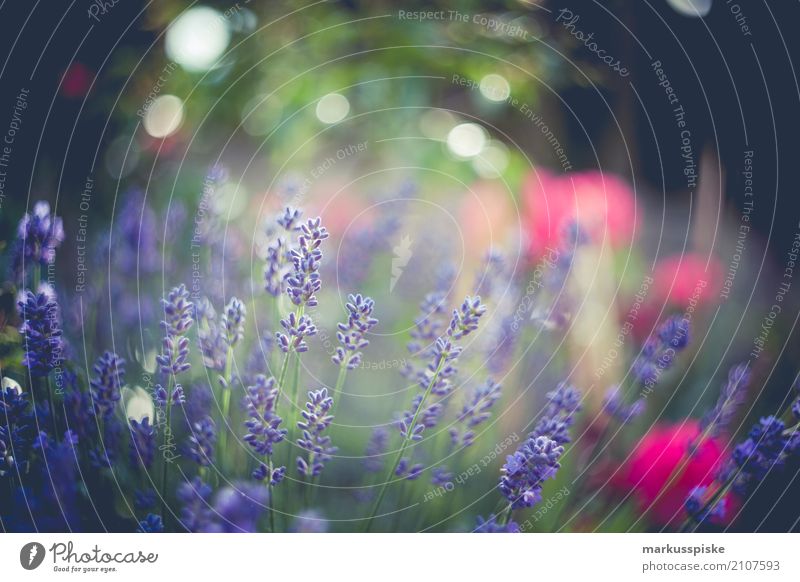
4, 196, 799, 534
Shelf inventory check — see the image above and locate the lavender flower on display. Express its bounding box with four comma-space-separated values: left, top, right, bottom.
399, 393, 443, 439
276, 312, 317, 354
363, 427, 388, 473
186, 416, 216, 468
89, 415, 123, 468
721, 416, 800, 495
128, 417, 156, 469
154, 383, 185, 407
431, 466, 453, 487
529, 382, 581, 445
10, 201, 64, 284
395, 457, 424, 481
137, 513, 164, 533
196, 298, 227, 372
221, 297, 246, 348
332, 294, 378, 369
161, 284, 194, 337
451, 379, 502, 447
602, 386, 645, 424
448, 296, 488, 339
212, 482, 269, 532
157, 285, 194, 377
475, 514, 521, 533
277, 206, 303, 231
633, 316, 691, 389
685, 486, 727, 525
700, 363, 751, 437
90, 351, 125, 417
285, 217, 328, 308
499, 435, 564, 509
264, 237, 292, 297
135, 489, 157, 510
177, 477, 217, 532
243, 375, 287, 481
156, 335, 191, 376
398, 296, 487, 443
264, 206, 302, 297
253, 463, 285, 486
17, 290, 65, 377
0, 384, 33, 475
406, 290, 449, 360
296, 387, 336, 478
403, 264, 456, 379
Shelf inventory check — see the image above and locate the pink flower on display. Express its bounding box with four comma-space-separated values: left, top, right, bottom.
522, 169, 638, 256
615, 421, 733, 527
630, 253, 723, 339
652, 253, 722, 306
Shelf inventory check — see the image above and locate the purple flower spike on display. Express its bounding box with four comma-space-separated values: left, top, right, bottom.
156, 335, 191, 376
296, 387, 336, 478
158, 285, 194, 377
90, 351, 126, 417
187, 416, 216, 468
395, 457, 424, 481
17, 290, 65, 377
221, 297, 246, 348
128, 417, 157, 469
0, 384, 33, 474
475, 514, 521, 533
285, 217, 329, 308
244, 375, 287, 458
276, 312, 317, 354
10, 201, 64, 284
277, 206, 303, 231
499, 435, 564, 509
137, 513, 164, 533
332, 293, 378, 369
720, 415, 800, 495
154, 383, 185, 407
602, 386, 645, 424
161, 284, 194, 337
196, 297, 227, 372
700, 363, 751, 438
633, 316, 691, 390
447, 295, 488, 339
529, 382, 581, 446
451, 379, 502, 447
363, 427, 388, 473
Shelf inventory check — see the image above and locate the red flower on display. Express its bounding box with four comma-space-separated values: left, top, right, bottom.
522, 169, 637, 256
615, 420, 732, 527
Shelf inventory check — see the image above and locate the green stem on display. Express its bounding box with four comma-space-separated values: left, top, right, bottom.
267, 457, 276, 533
363, 357, 446, 532
497, 503, 514, 526
218, 346, 234, 471
159, 384, 174, 522
275, 352, 291, 406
